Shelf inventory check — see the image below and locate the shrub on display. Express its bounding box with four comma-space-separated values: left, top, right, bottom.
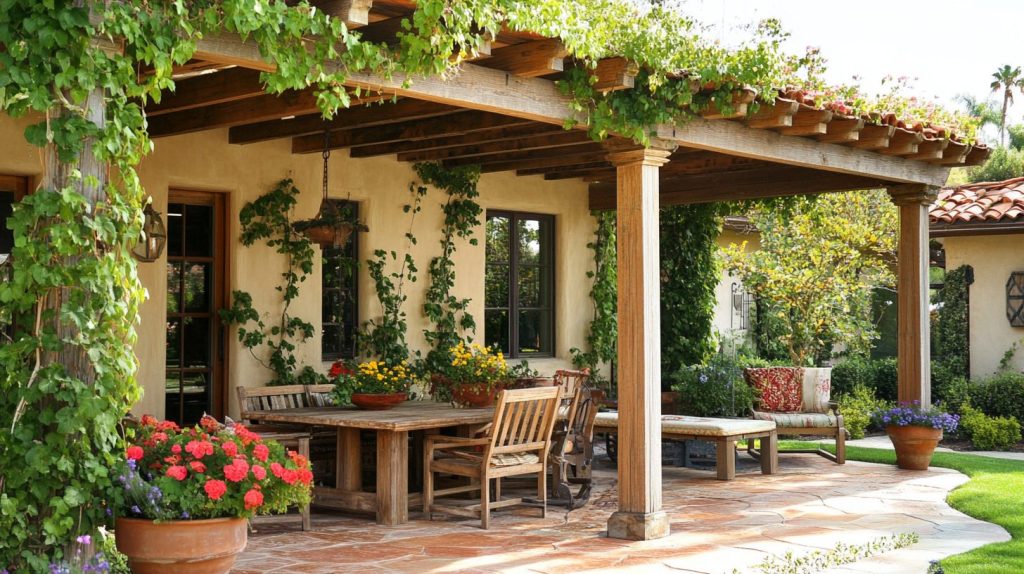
960, 405, 1022, 451
832, 357, 897, 402
936, 374, 971, 415
837, 385, 891, 439
672, 352, 757, 417
970, 372, 1024, 423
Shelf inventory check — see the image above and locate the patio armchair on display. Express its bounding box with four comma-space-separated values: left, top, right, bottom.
423, 387, 561, 529
744, 368, 847, 464
549, 369, 597, 509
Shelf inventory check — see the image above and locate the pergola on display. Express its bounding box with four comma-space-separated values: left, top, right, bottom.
137, 0, 988, 541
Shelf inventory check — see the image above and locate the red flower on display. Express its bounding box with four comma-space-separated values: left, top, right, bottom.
189, 461, 207, 473
298, 468, 314, 485
288, 451, 309, 468
164, 455, 181, 465
281, 469, 299, 485
200, 415, 221, 432
185, 440, 214, 459
157, 420, 180, 432
126, 446, 144, 461
152, 432, 168, 443
233, 424, 260, 445
204, 479, 227, 500
221, 441, 238, 458
253, 444, 269, 462
171, 444, 182, 454
224, 459, 250, 483
140, 415, 158, 427
166, 465, 188, 481
329, 360, 354, 379
269, 462, 284, 478
243, 488, 264, 510
252, 464, 266, 480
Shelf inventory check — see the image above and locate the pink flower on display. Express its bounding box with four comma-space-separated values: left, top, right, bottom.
251, 465, 266, 480
126, 446, 144, 461
204, 479, 227, 500
224, 459, 250, 483
281, 469, 299, 485
189, 461, 207, 473
243, 488, 264, 510
253, 444, 269, 462
166, 465, 187, 481
185, 440, 214, 459
151, 432, 168, 443
298, 468, 313, 485
269, 462, 284, 478
171, 444, 182, 454
221, 441, 238, 458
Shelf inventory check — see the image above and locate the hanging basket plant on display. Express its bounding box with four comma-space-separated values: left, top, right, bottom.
292, 130, 367, 249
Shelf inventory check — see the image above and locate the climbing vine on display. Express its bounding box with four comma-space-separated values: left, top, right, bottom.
571, 211, 618, 390
359, 184, 425, 365
934, 265, 972, 379
220, 180, 325, 387
414, 162, 483, 374
660, 204, 722, 381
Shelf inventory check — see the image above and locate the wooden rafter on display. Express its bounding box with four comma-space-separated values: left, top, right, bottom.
778, 106, 832, 137
291, 110, 534, 153
311, 0, 374, 28
850, 124, 896, 150
746, 99, 799, 129
347, 122, 564, 157
145, 68, 265, 116
937, 141, 970, 165
465, 146, 606, 173
441, 141, 600, 168
227, 99, 458, 144
539, 165, 614, 180
149, 89, 328, 137
906, 138, 948, 162
879, 129, 924, 157
587, 57, 638, 92
396, 129, 592, 162
817, 116, 863, 143
479, 38, 566, 77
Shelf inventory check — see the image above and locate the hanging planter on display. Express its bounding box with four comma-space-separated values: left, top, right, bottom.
293, 130, 367, 249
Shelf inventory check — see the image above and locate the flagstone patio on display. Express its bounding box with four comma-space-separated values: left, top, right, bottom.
233, 452, 1008, 574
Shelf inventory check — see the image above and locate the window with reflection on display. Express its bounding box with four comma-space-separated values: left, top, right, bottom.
485, 211, 554, 357
321, 200, 359, 360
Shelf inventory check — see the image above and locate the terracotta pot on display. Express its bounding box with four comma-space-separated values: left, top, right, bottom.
350, 392, 407, 410
451, 384, 498, 408
115, 516, 247, 574
298, 223, 354, 249
886, 425, 943, 470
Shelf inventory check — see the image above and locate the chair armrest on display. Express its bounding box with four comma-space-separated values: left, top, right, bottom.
828, 401, 841, 415
426, 436, 491, 451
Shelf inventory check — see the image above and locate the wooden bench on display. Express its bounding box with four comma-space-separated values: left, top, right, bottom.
594, 412, 778, 481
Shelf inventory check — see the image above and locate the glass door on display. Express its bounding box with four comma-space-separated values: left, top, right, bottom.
165, 191, 226, 425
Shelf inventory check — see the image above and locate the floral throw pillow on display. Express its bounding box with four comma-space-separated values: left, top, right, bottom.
744, 367, 804, 413
801, 368, 832, 414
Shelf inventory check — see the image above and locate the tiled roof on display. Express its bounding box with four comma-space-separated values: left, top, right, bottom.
930, 178, 1024, 225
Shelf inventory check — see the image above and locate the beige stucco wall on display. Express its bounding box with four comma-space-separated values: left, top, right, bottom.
712, 228, 760, 347
941, 234, 1024, 380
0, 114, 595, 419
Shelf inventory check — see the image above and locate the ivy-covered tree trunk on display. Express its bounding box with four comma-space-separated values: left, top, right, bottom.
934, 265, 972, 378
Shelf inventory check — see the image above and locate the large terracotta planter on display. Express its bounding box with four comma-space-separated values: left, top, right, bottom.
115, 516, 247, 574
451, 384, 498, 408
350, 392, 407, 410
886, 425, 943, 470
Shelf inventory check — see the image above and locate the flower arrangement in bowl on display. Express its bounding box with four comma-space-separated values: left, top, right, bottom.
431, 342, 509, 408
872, 402, 960, 470
114, 415, 312, 574
331, 359, 414, 410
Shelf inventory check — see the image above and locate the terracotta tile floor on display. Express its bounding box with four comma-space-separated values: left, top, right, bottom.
235, 452, 1008, 574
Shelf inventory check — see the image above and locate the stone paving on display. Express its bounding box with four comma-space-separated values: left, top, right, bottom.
234, 453, 1009, 574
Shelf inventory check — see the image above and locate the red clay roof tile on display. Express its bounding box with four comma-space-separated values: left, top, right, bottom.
930, 177, 1024, 226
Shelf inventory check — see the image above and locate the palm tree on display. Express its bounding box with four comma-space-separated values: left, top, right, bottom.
990, 65, 1024, 146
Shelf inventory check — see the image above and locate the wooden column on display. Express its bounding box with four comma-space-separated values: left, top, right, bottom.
889, 185, 938, 405
606, 144, 673, 541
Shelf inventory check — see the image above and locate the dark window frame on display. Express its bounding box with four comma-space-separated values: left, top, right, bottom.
485, 210, 556, 359
321, 199, 360, 361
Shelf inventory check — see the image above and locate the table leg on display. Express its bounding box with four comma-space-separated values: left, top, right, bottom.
761, 431, 779, 475
716, 439, 736, 481
376, 429, 409, 525
337, 428, 362, 491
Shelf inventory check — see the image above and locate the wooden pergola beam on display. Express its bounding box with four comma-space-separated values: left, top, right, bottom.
479, 39, 566, 77
149, 89, 324, 137
397, 129, 592, 162
746, 99, 799, 129
817, 117, 864, 143
145, 68, 266, 116
851, 124, 895, 150
291, 110, 534, 153
589, 57, 638, 92
227, 99, 459, 144
347, 122, 565, 158
778, 107, 832, 137
906, 138, 948, 162
470, 148, 606, 173
879, 129, 924, 157
588, 166, 886, 209
312, 0, 373, 28
190, 33, 954, 186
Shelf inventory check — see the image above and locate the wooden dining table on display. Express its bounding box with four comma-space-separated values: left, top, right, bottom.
253, 401, 495, 526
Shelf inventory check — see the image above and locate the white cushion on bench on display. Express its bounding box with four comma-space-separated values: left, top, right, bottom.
595, 412, 775, 437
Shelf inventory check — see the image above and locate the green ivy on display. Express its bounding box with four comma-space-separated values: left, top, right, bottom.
934, 265, 971, 379
414, 163, 482, 374
571, 211, 618, 393
220, 180, 325, 387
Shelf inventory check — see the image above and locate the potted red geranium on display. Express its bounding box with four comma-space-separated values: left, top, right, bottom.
114, 415, 312, 574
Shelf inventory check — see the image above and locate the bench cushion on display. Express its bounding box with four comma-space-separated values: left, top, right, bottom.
752, 410, 839, 428
595, 412, 775, 437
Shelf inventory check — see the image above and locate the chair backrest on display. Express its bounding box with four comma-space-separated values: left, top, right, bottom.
553, 369, 590, 402
568, 382, 599, 442
305, 384, 335, 407
237, 385, 310, 423
486, 387, 561, 459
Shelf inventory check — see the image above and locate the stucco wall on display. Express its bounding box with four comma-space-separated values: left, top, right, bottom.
0, 114, 595, 419
942, 234, 1024, 379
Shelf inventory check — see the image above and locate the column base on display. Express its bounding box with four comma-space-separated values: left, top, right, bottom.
607, 510, 669, 540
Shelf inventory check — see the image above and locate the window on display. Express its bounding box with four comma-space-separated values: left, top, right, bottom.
1, 176, 28, 339
322, 200, 359, 360
485, 212, 554, 357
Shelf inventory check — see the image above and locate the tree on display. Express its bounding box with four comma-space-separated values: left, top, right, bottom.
990, 65, 1024, 147
967, 147, 1024, 183
722, 191, 897, 366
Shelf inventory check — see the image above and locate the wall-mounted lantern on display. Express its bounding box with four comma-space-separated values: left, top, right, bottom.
1007, 272, 1024, 327
132, 203, 167, 263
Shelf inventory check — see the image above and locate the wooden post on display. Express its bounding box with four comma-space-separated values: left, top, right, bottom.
888, 185, 937, 406
605, 144, 673, 541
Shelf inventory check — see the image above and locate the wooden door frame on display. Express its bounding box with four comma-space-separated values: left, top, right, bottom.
167, 189, 231, 420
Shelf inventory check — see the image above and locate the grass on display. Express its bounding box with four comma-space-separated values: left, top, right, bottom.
782, 440, 1024, 573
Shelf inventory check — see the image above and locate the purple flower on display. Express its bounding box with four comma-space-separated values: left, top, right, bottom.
131, 505, 141, 515
76, 534, 92, 545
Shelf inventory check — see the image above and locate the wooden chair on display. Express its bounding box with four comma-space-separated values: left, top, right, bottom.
549, 369, 597, 509
423, 387, 561, 529
236, 385, 314, 530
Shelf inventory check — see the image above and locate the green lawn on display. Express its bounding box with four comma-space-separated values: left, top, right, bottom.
782, 441, 1024, 573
